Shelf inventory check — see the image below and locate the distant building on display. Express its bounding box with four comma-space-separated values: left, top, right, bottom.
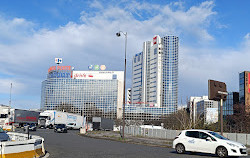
197, 98, 219, 124
239, 71, 250, 113
223, 92, 239, 116
189, 96, 208, 124
189, 96, 218, 124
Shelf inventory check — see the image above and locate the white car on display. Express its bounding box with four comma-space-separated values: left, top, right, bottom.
173, 129, 248, 157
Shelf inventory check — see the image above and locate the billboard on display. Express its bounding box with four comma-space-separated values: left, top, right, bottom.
208, 80, 227, 101
72, 71, 124, 81
14, 109, 40, 123
206, 108, 218, 124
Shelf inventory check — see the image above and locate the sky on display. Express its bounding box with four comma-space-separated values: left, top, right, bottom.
0, 0, 249, 109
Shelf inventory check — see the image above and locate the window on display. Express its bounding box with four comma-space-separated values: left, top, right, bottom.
199, 132, 209, 139
154, 48, 157, 55
185, 131, 199, 138
199, 132, 216, 141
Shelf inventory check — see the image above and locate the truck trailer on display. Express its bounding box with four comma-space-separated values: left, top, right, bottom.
0, 105, 40, 127
39, 110, 85, 129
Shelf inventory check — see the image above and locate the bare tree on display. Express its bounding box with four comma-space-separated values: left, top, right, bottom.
224, 103, 250, 133
56, 103, 75, 113
162, 109, 204, 130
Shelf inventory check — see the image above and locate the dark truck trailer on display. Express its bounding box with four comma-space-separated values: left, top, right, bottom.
10, 109, 40, 126
92, 117, 114, 131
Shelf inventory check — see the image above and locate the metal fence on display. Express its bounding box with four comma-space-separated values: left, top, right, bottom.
124, 126, 250, 146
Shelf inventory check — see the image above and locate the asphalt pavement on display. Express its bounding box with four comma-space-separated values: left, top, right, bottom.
15, 128, 250, 158
11, 129, 250, 158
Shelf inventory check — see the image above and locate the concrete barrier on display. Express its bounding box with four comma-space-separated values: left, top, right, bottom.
247, 134, 250, 146
0, 132, 45, 158
227, 133, 237, 142
124, 126, 250, 146
237, 133, 247, 145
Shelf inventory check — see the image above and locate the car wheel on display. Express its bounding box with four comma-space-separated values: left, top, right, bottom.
175, 144, 185, 154
216, 146, 228, 158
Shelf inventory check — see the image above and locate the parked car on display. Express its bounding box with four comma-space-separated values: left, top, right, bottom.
0, 127, 10, 142
173, 129, 248, 157
54, 124, 67, 133
28, 123, 37, 131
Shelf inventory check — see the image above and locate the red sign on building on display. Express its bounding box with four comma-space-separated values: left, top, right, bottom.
153, 36, 157, 45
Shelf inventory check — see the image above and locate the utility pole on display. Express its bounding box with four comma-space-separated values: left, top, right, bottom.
9, 83, 12, 107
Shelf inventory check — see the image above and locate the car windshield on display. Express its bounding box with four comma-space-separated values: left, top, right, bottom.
68, 123, 74, 125
57, 124, 66, 128
208, 132, 228, 140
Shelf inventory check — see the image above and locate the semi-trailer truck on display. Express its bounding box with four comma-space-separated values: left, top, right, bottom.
38, 110, 85, 129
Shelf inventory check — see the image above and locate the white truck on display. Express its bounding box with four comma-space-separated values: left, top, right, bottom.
38, 110, 85, 129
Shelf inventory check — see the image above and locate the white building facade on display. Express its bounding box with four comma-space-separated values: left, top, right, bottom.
131, 35, 179, 118
196, 97, 219, 124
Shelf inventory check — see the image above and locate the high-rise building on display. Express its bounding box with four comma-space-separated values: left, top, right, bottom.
239, 71, 250, 113
41, 65, 124, 121
131, 35, 178, 112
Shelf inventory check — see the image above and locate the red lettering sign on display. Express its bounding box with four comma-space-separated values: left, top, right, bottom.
153, 36, 157, 45
26, 116, 37, 121
48, 66, 56, 73
57, 66, 71, 71
48, 66, 71, 73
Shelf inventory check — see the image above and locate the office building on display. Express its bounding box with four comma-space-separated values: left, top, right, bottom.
131, 35, 178, 119
239, 71, 250, 113
196, 98, 219, 124
189, 96, 208, 123
223, 92, 239, 116
41, 65, 124, 121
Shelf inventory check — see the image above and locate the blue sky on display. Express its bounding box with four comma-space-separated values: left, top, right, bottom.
0, 0, 249, 109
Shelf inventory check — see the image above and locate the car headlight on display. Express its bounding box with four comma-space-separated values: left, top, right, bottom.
227, 142, 239, 148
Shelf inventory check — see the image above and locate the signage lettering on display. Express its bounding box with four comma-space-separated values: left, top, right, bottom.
73, 73, 94, 78
48, 66, 71, 73
153, 36, 157, 45
67, 115, 77, 121
48, 71, 71, 78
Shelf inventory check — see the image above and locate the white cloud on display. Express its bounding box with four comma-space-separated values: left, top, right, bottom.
0, 0, 246, 107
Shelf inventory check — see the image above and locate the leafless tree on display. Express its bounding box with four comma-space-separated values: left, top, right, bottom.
162, 109, 204, 130
224, 103, 250, 133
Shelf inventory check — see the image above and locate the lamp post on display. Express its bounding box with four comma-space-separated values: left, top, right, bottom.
116, 31, 127, 139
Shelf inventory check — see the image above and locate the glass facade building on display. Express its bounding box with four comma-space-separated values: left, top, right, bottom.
41, 66, 124, 121
223, 92, 239, 116
239, 71, 250, 113
130, 35, 178, 120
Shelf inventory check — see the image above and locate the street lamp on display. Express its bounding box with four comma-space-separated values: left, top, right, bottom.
116, 31, 127, 139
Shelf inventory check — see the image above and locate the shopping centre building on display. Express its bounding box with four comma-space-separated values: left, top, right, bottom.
41, 65, 124, 121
